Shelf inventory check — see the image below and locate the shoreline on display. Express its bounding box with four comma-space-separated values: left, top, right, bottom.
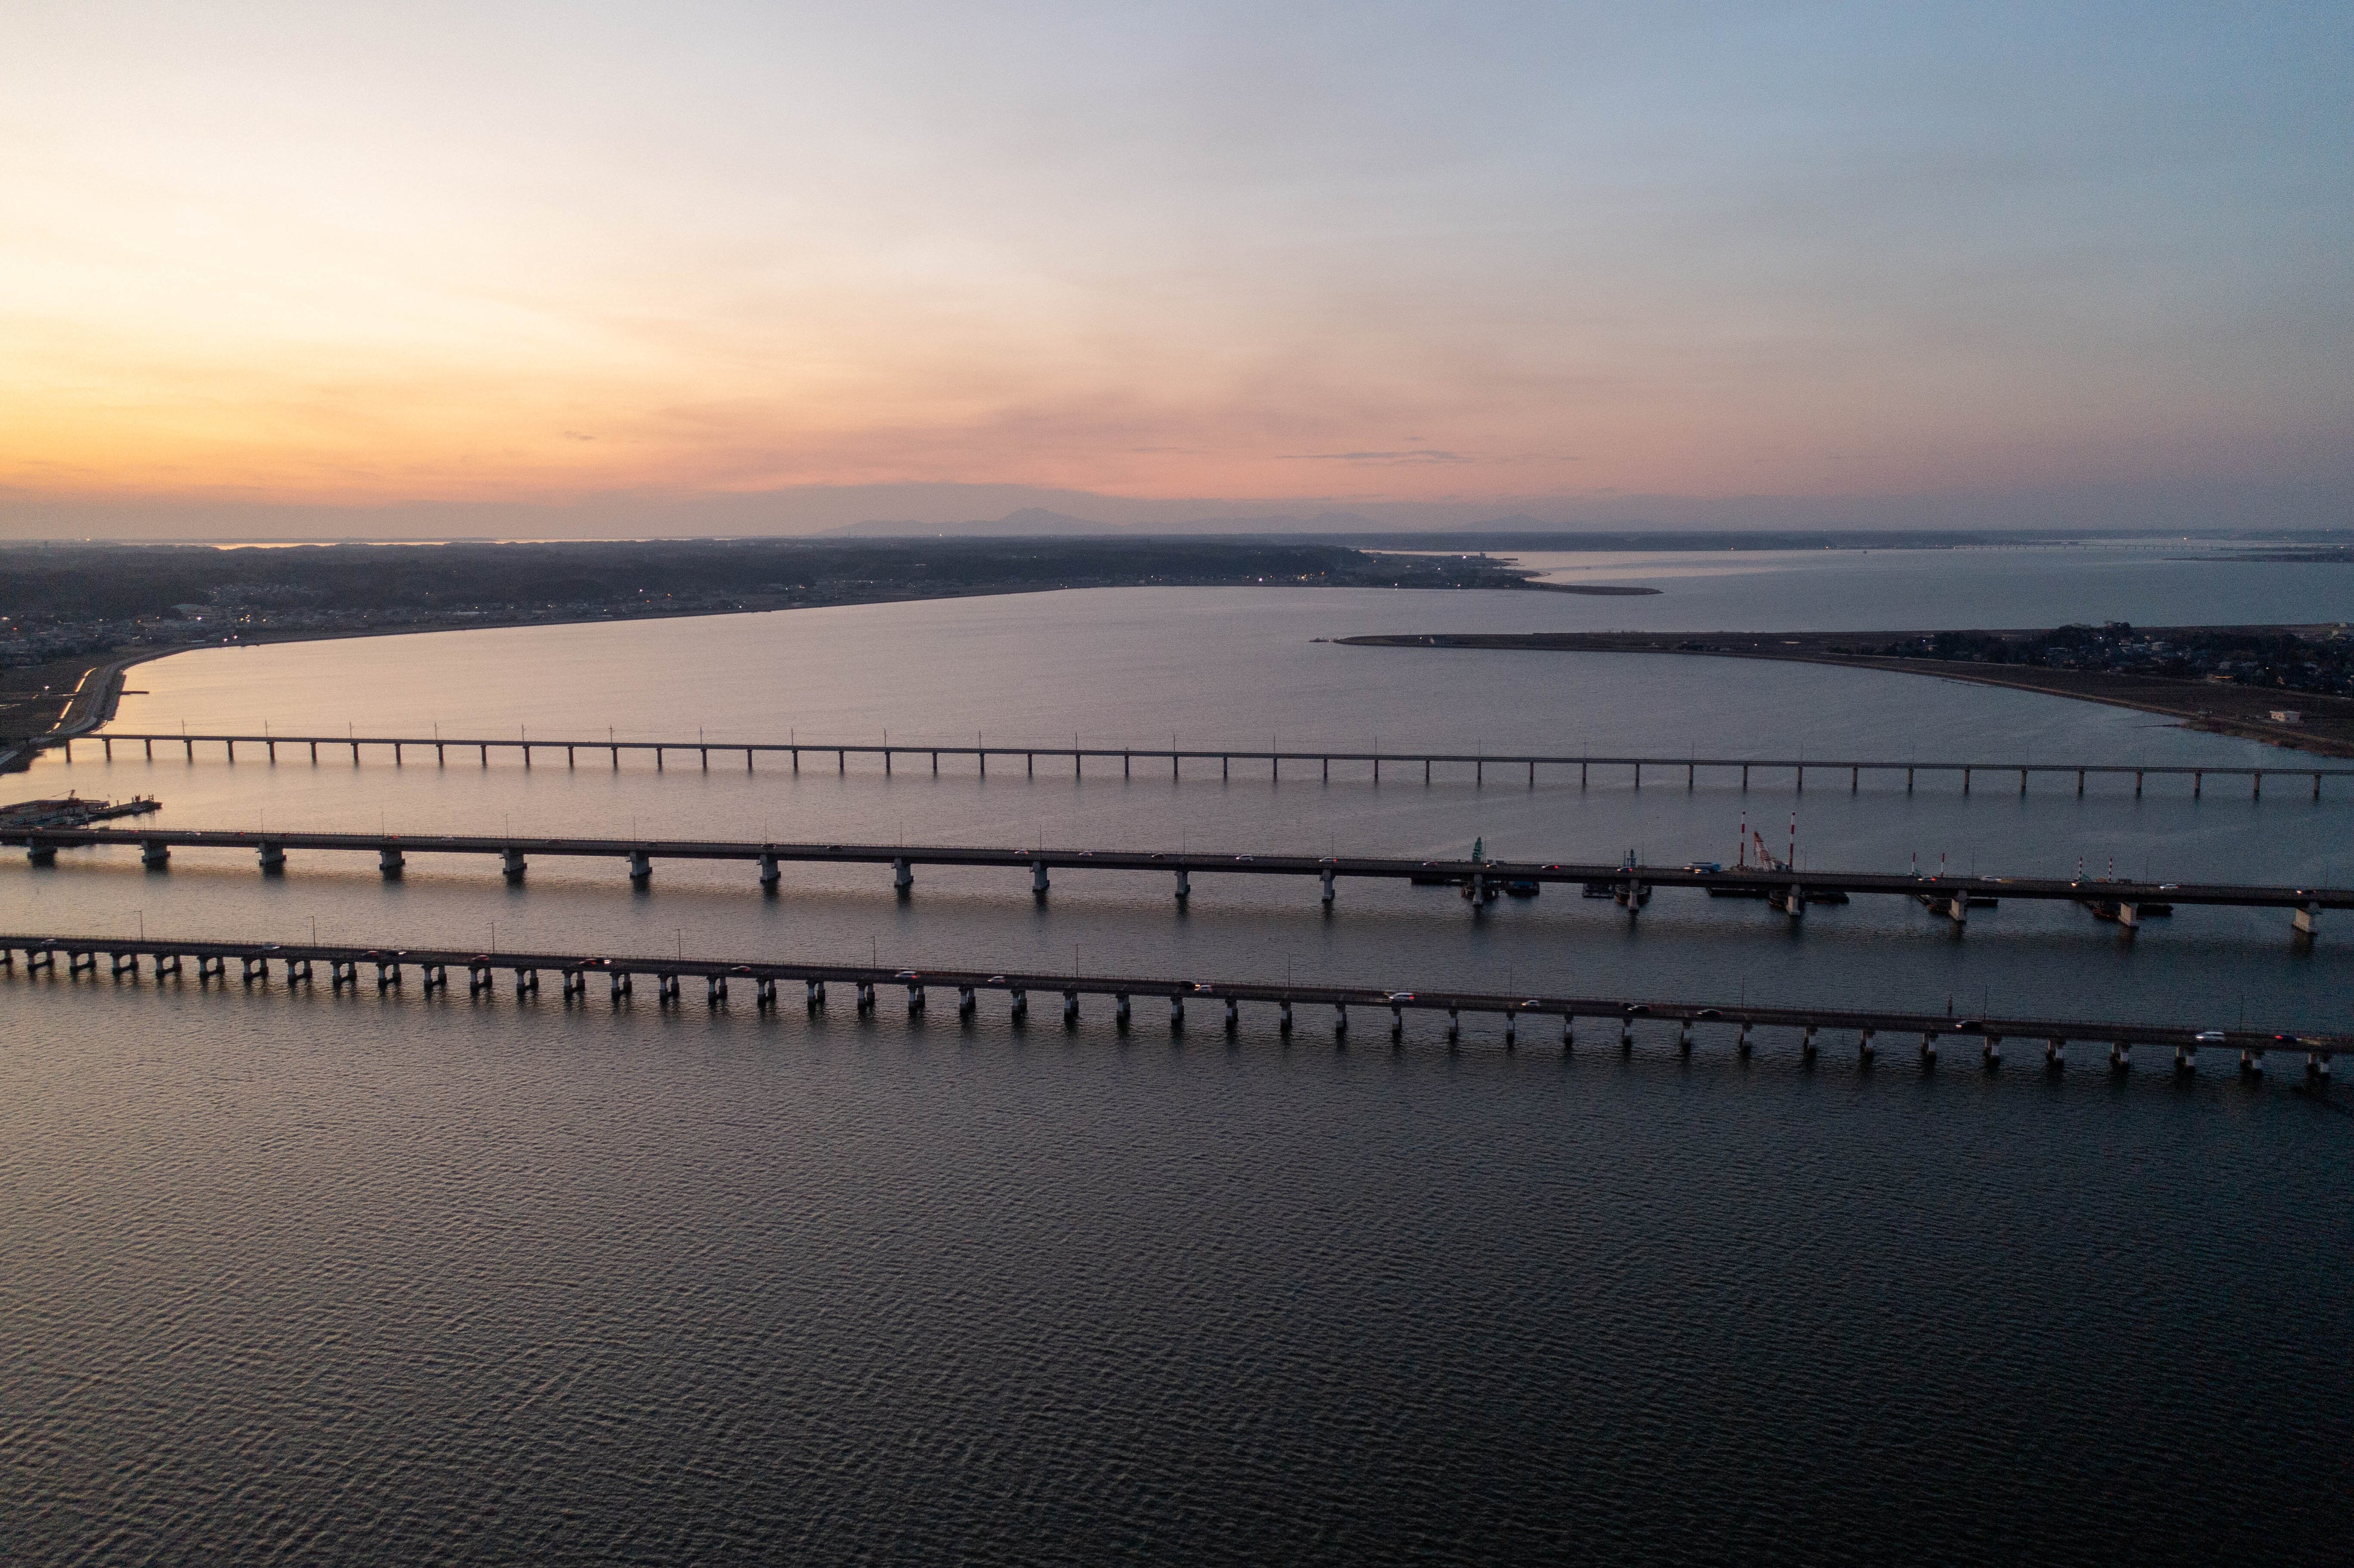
1332, 628, 2354, 758
1, 579, 1653, 762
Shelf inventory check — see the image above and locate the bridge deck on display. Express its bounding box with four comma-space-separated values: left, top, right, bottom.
8, 824, 2346, 913
3, 932, 2340, 1054
58, 730, 2353, 792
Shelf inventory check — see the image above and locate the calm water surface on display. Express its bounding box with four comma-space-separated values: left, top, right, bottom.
4, 550, 2349, 1563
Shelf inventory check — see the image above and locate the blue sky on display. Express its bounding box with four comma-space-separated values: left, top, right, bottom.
4, 1, 2349, 534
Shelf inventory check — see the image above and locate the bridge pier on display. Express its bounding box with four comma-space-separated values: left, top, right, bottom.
1064, 989, 1079, 1026
2294, 902, 2320, 937
1320, 866, 1336, 906
1168, 993, 1182, 1029
1114, 992, 1129, 1031
1919, 1031, 1937, 1068
1801, 1024, 1817, 1064
330, 958, 355, 989
142, 840, 170, 868
198, 954, 226, 982
380, 847, 404, 876
1737, 1021, 1752, 1059
760, 853, 780, 890
241, 954, 266, 984
1446, 1006, 1460, 1044
706, 974, 725, 1005
896, 856, 913, 895
806, 979, 824, 1009
2110, 1040, 2131, 1073
2175, 1042, 2195, 1075
25, 841, 55, 865
630, 849, 652, 884
468, 963, 492, 995
376, 960, 401, 990
2046, 1038, 2065, 1072
111, 951, 139, 978
856, 980, 875, 1012
502, 847, 526, 882
1174, 868, 1190, 903
1563, 1013, 1575, 1052
1010, 987, 1027, 1022
1858, 1028, 1875, 1067
756, 976, 776, 1009
1391, 1001, 1404, 1041
258, 841, 285, 873
2241, 1047, 2263, 1077
515, 967, 541, 996
156, 952, 181, 978
1983, 1034, 2001, 1069
1279, 999, 1293, 1035
1677, 1019, 1691, 1056
2308, 1050, 2330, 1083
960, 984, 977, 1019
658, 974, 681, 1004
421, 962, 447, 991
561, 969, 585, 999
1031, 860, 1048, 899
68, 949, 97, 977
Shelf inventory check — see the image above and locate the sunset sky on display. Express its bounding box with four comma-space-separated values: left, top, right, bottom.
4, 1, 2349, 536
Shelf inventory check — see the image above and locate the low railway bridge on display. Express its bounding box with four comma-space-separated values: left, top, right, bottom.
2, 931, 2338, 1080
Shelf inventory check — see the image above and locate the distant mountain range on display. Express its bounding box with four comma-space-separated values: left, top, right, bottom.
825, 507, 1414, 538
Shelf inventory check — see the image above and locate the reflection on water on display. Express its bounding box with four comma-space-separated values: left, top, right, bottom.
4, 558, 2350, 1562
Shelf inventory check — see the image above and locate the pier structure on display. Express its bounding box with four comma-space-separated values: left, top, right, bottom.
8, 823, 2347, 939
57, 731, 2352, 801
2, 931, 2336, 1079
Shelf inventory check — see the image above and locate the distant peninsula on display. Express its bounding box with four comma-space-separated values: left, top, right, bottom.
1335, 625, 2354, 757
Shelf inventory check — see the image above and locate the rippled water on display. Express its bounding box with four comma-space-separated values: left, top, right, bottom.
4, 547, 2350, 1563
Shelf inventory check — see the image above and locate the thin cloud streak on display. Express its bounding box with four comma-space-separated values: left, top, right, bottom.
0, 2, 2347, 529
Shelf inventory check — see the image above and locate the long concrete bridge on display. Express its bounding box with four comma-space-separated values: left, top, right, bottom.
3, 931, 2338, 1079
7, 824, 2343, 937
58, 730, 2353, 800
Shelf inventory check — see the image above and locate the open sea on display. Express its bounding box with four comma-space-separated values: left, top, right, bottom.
4, 543, 2350, 1563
